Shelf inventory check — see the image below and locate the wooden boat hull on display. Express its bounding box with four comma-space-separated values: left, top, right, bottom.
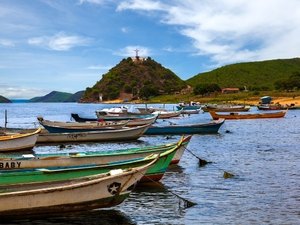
0, 128, 41, 152
0, 136, 191, 169
180, 109, 200, 114
0, 159, 154, 217
70, 113, 157, 126
202, 105, 250, 112
176, 105, 200, 110
209, 110, 287, 120
0, 144, 178, 186
153, 110, 182, 119
95, 111, 154, 121
144, 119, 225, 135
36, 124, 150, 143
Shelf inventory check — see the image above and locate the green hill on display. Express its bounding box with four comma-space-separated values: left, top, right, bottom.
81, 57, 187, 102
30, 91, 75, 102
0, 95, 11, 103
64, 91, 84, 102
187, 58, 300, 91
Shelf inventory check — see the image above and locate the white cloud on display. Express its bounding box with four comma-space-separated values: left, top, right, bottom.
117, 0, 166, 11
0, 84, 50, 99
78, 0, 112, 5
117, 0, 300, 65
0, 39, 15, 47
28, 32, 91, 51
87, 64, 112, 70
115, 46, 151, 57
121, 27, 129, 33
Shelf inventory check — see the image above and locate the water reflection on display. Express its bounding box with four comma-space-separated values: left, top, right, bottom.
3, 209, 136, 225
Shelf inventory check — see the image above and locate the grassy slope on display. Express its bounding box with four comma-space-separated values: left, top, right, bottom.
187, 58, 300, 89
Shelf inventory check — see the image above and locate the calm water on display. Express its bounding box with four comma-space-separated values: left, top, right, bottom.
0, 103, 299, 225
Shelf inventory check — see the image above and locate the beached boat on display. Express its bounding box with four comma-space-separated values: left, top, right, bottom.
38, 117, 128, 133
0, 144, 178, 186
0, 128, 41, 152
0, 158, 156, 218
71, 113, 158, 126
36, 124, 150, 143
0, 136, 191, 170
202, 104, 251, 112
144, 119, 225, 135
209, 110, 287, 120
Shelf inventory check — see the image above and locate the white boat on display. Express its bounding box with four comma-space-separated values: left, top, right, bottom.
0, 128, 41, 152
38, 117, 128, 129
0, 158, 156, 217
71, 113, 158, 126
36, 124, 150, 143
152, 110, 182, 119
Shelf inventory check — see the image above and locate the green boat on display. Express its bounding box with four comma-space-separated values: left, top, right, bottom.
0, 136, 191, 170
0, 143, 179, 186
0, 158, 157, 218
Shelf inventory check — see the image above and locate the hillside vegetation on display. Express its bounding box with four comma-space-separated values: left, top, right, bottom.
29, 91, 83, 102
81, 57, 187, 102
187, 58, 300, 91
0, 95, 11, 103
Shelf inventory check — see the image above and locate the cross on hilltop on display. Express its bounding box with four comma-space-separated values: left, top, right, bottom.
131, 49, 147, 62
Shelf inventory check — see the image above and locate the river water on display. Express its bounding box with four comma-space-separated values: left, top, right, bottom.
0, 103, 299, 225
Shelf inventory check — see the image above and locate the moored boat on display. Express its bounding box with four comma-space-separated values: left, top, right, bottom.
0, 157, 156, 218
71, 113, 158, 126
95, 111, 154, 121
0, 128, 41, 152
144, 119, 225, 135
0, 135, 191, 170
152, 110, 182, 119
176, 102, 201, 110
38, 117, 128, 133
202, 104, 251, 112
36, 124, 150, 143
209, 110, 287, 120
0, 144, 178, 186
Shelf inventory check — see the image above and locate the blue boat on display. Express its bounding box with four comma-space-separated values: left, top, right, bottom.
144, 119, 225, 135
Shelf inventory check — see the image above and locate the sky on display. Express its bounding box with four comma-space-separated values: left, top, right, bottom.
1, 0, 300, 99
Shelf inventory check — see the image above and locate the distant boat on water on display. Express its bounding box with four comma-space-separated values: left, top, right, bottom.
209, 110, 287, 120
144, 119, 225, 135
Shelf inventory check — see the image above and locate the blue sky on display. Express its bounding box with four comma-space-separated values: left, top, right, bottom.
1, 0, 300, 99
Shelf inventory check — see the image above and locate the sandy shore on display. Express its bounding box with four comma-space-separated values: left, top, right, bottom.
101, 96, 300, 106
236, 96, 300, 106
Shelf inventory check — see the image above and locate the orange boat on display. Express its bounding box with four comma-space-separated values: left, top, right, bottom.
209, 110, 287, 120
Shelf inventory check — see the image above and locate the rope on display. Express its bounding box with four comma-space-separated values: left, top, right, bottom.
183, 146, 235, 179
136, 170, 197, 209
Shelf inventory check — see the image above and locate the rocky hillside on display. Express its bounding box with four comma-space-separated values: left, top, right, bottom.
81, 57, 187, 102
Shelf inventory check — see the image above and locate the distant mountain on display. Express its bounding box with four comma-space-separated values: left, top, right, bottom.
29, 91, 83, 102
81, 57, 187, 102
0, 95, 11, 103
187, 58, 300, 91
64, 91, 84, 102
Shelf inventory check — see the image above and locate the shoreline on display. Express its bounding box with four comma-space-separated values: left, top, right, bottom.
100, 96, 300, 106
